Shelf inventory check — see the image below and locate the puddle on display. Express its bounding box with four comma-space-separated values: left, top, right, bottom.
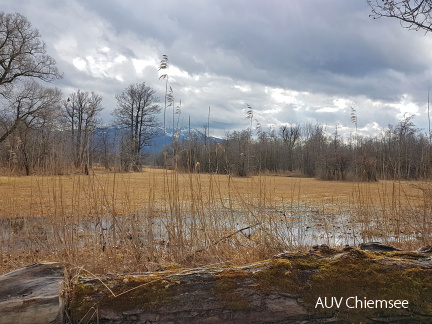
0, 202, 418, 254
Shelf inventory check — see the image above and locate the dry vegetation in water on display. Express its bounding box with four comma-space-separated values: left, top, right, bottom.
0, 168, 431, 275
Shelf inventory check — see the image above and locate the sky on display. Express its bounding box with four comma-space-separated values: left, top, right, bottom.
3, 0, 432, 138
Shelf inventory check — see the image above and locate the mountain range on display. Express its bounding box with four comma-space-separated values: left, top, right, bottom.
95, 126, 221, 154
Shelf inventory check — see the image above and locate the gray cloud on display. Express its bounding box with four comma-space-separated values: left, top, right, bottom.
3, 0, 432, 138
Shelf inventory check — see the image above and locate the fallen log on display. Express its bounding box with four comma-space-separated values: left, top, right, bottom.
2, 246, 432, 323
69, 248, 432, 323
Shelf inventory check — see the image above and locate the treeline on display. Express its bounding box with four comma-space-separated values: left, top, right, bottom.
164, 115, 431, 181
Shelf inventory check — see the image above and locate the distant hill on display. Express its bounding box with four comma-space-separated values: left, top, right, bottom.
94, 126, 221, 154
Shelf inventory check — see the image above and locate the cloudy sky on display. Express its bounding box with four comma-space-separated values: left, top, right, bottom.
3, 0, 432, 138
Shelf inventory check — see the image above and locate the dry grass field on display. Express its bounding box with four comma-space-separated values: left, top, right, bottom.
1, 168, 431, 275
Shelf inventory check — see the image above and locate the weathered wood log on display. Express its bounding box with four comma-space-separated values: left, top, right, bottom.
69, 249, 432, 323
0, 262, 65, 324
69, 260, 309, 324
2, 247, 432, 324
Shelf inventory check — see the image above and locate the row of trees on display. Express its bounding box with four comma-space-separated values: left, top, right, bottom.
0, 82, 161, 175
163, 114, 431, 181
0, 12, 161, 175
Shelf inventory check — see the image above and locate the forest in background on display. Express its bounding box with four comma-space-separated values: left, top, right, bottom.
155, 112, 431, 181
2, 107, 431, 182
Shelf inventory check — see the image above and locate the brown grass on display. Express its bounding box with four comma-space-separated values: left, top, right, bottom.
0, 169, 425, 215
0, 168, 431, 275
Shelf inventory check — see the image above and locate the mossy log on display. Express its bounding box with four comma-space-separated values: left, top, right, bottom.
69, 247, 432, 323
1, 247, 432, 323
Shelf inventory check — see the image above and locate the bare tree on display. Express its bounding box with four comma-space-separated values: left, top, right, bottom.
0, 11, 62, 157
14, 103, 60, 175
63, 90, 103, 172
92, 126, 115, 170
0, 12, 61, 96
368, 0, 432, 33
0, 81, 61, 174
0, 81, 61, 144
280, 124, 300, 171
113, 82, 161, 171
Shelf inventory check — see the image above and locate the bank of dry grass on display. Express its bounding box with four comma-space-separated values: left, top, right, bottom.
0, 168, 431, 275
0, 169, 427, 215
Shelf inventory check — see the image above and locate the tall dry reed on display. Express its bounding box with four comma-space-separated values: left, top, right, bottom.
0, 170, 430, 275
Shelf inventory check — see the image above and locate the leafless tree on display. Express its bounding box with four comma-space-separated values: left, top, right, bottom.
92, 126, 116, 170
113, 82, 161, 171
63, 90, 103, 172
0, 11, 62, 166
0, 12, 61, 96
0, 81, 61, 174
368, 0, 432, 33
0, 81, 61, 144
280, 124, 300, 171
13, 105, 60, 175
